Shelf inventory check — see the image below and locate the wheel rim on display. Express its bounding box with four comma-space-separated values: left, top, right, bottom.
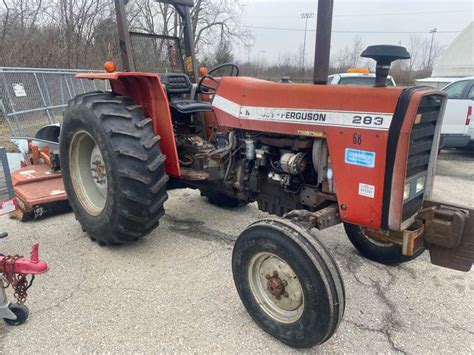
69, 131, 107, 216
248, 252, 304, 323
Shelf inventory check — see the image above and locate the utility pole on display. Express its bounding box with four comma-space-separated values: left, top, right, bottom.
428, 28, 437, 69
300, 12, 315, 75
259, 50, 266, 76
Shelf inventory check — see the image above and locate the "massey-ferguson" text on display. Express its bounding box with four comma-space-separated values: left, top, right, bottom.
284, 111, 327, 121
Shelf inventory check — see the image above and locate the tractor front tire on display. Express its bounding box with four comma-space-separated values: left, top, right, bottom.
60, 92, 168, 245
343, 223, 424, 265
232, 218, 345, 348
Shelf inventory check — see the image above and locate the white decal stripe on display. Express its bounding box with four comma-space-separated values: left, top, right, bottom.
212, 94, 393, 131
212, 95, 241, 117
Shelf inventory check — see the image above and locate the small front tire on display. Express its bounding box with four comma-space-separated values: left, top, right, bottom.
232, 218, 345, 348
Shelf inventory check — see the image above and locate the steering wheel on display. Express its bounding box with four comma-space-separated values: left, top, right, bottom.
198, 63, 240, 95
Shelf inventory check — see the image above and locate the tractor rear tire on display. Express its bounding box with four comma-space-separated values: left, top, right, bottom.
199, 188, 247, 208
60, 91, 168, 245
232, 218, 345, 348
343, 223, 424, 265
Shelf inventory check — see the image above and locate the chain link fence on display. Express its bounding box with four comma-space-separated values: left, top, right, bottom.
130, 32, 184, 74
0, 67, 109, 143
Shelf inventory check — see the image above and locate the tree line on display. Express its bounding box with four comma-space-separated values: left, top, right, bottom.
0, 1, 443, 85
238, 35, 444, 85
0, 0, 249, 69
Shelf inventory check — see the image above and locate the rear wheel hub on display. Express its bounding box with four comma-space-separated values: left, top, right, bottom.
69, 131, 108, 216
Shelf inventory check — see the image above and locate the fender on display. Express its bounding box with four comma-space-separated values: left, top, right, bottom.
76, 72, 180, 177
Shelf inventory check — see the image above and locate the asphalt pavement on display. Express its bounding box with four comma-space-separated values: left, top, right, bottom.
0, 150, 473, 353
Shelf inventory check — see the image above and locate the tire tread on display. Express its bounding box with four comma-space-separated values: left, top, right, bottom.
61, 91, 168, 245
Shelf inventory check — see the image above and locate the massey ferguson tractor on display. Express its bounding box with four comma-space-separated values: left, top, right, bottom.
58, 0, 473, 348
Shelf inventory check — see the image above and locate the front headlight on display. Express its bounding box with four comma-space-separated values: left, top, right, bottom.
403, 183, 410, 201
416, 176, 425, 193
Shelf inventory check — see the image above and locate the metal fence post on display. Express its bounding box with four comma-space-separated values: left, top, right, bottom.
79, 78, 85, 94
64, 75, 73, 99
60, 77, 65, 105
41, 73, 55, 122
0, 147, 14, 199
0, 98, 14, 137
33, 72, 53, 124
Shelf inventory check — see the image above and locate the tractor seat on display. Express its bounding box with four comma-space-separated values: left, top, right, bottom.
169, 99, 213, 114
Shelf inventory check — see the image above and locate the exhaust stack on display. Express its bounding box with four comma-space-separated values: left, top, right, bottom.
313, 0, 334, 85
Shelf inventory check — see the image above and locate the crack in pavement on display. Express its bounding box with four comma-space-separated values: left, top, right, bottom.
179, 247, 229, 266
335, 247, 408, 354
371, 274, 407, 355
164, 214, 236, 245
1, 271, 89, 352
33, 272, 88, 315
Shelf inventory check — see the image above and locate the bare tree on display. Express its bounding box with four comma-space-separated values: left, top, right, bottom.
0, 0, 250, 69
403, 34, 444, 81
0, 0, 45, 66
420, 37, 443, 71
128, 0, 251, 58
52, 0, 113, 67
192, 0, 251, 55
334, 36, 365, 71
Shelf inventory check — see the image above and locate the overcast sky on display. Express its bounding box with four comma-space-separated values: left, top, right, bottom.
235, 0, 473, 64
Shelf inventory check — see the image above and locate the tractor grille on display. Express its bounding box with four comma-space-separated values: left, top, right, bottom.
402, 95, 443, 221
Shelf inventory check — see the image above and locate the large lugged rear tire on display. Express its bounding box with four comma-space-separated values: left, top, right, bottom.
232, 218, 345, 348
60, 91, 168, 245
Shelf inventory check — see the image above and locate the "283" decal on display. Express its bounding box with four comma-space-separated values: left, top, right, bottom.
352, 115, 384, 126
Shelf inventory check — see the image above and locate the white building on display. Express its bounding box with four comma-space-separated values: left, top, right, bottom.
415, 22, 473, 88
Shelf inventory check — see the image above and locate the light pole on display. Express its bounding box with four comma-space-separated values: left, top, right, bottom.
300, 12, 315, 74
259, 50, 266, 76
428, 28, 437, 69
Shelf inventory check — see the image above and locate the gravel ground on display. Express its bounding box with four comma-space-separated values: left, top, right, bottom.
0, 150, 473, 353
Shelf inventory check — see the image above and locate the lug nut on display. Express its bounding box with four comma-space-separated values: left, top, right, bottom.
283, 291, 289, 297
265, 274, 271, 279
273, 271, 278, 277
282, 280, 288, 286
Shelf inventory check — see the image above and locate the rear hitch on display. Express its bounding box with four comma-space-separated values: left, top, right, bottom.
417, 200, 474, 272
0, 243, 49, 325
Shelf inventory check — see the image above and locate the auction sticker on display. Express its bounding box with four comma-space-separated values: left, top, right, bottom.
345, 148, 376, 168
359, 183, 375, 198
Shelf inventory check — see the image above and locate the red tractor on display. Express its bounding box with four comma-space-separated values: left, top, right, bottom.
59, 0, 473, 348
